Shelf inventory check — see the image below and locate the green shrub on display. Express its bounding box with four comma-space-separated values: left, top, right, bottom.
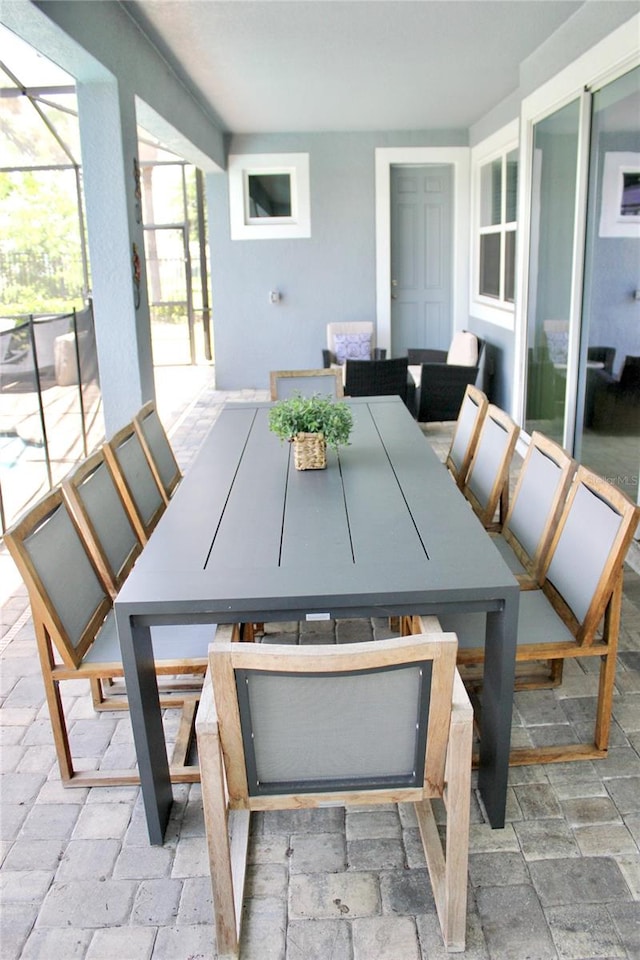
268, 394, 353, 449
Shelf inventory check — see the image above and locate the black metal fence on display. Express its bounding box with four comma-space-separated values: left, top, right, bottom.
0, 302, 104, 533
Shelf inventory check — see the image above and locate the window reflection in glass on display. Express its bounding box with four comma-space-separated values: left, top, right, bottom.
247, 174, 292, 219
480, 159, 502, 226
506, 150, 518, 223
504, 230, 516, 302
480, 234, 501, 298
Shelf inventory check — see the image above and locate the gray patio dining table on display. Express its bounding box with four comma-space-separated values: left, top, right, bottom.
114, 396, 519, 844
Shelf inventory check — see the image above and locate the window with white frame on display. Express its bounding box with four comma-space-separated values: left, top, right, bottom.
471, 122, 518, 327
228, 153, 311, 240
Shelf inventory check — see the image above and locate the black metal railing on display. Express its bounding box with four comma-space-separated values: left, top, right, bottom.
0, 302, 104, 533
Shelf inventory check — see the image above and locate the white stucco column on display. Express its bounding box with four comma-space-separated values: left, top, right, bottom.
76, 79, 154, 436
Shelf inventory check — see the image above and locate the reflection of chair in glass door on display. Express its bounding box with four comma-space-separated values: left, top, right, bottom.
592, 356, 640, 434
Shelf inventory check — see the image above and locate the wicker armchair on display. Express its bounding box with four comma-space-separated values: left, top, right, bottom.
344, 356, 410, 405
412, 334, 485, 423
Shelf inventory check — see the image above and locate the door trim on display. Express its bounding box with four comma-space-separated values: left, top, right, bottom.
375, 147, 470, 355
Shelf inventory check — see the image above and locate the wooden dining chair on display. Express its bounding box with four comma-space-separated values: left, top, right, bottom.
62, 446, 142, 598
62, 447, 145, 710
490, 431, 576, 590
269, 367, 344, 401
196, 621, 473, 955
438, 466, 640, 765
4, 487, 214, 787
134, 400, 182, 502
445, 384, 488, 488
461, 403, 519, 529
103, 420, 166, 542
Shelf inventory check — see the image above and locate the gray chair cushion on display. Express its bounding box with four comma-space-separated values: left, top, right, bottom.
84, 610, 215, 663
439, 590, 574, 650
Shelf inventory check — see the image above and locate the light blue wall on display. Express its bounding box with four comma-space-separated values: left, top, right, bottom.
208, 131, 467, 390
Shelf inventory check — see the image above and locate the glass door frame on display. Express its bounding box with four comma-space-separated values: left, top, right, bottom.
513, 15, 640, 456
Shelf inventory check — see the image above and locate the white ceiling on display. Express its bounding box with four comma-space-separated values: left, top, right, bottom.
123, 0, 591, 134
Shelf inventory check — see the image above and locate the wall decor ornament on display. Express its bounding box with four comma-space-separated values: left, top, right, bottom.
132, 242, 141, 309
133, 157, 142, 224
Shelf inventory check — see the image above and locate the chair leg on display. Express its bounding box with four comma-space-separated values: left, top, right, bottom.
40, 631, 201, 787
197, 685, 243, 958
170, 695, 199, 769
415, 672, 472, 952
499, 482, 509, 528
37, 628, 75, 783
594, 578, 622, 751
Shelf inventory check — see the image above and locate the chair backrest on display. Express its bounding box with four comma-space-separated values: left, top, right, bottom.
4, 488, 112, 670
62, 447, 143, 596
327, 321, 376, 364
462, 404, 519, 526
103, 421, 166, 543
502, 431, 575, 581
344, 356, 409, 400
209, 632, 458, 806
134, 401, 181, 502
445, 384, 488, 487
541, 465, 639, 642
543, 319, 569, 366
270, 368, 344, 401
587, 345, 615, 375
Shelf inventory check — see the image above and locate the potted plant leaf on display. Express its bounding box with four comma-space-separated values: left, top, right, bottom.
268, 393, 353, 470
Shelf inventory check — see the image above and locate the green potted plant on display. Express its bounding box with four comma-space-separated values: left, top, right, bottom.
268, 393, 353, 470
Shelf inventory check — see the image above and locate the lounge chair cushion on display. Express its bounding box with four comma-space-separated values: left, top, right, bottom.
334, 332, 372, 364
447, 331, 478, 367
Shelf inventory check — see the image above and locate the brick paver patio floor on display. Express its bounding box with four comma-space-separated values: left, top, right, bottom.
1, 365, 640, 960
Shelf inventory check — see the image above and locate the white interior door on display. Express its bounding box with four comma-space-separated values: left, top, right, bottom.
390, 165, 453, 357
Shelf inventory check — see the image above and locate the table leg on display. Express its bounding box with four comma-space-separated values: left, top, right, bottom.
115, 610, 173, 844
477, 587, 519, 829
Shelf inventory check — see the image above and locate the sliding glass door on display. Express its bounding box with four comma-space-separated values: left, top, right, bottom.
523, 65, 639, 502
575, 66, 640, 501
524, 98, 581, 446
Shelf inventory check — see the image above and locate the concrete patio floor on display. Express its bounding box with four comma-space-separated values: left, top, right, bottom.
1, 365, 640, 960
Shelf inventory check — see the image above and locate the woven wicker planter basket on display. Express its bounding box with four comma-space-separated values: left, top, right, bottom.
293, 432, 327, 470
